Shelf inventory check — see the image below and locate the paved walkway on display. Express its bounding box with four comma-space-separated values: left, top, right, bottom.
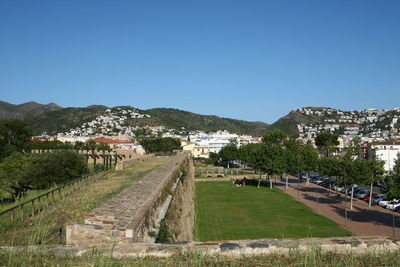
275, 176, 400, 239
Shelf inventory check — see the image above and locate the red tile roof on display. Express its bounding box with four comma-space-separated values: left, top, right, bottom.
91, 138, 134, 144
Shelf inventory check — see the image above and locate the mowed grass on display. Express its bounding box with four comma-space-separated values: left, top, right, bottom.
195, 181, 352, 241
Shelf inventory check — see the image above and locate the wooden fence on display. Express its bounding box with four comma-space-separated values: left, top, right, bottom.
0, 172, 101, 224
195, 168, 256, 175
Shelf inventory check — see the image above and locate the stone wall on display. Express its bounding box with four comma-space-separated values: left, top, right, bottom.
124, 153, 191, 242
4, 236, 399, 258
66, 152, 191, 247
163, 157, 195, 242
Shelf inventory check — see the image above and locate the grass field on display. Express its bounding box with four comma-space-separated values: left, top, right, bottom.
195, 181, 352, 241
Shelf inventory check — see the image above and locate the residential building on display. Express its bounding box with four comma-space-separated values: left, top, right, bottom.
368, 141, 400, 172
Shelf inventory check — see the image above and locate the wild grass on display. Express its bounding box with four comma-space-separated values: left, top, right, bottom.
1, 247, 400, 267
195, 181, 352, 241
0, 156, 170, 246
0, 186, 58, 212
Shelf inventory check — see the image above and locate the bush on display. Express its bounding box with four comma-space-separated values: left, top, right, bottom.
29, 150, 89, 189
140, 137, 181, 153
155, 219, 171, 243
0, 150, 89, 201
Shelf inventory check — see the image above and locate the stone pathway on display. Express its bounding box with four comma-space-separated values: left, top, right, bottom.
85, 153, 187, 231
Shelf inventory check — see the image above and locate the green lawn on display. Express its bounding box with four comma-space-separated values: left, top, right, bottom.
195, 181, 352, 241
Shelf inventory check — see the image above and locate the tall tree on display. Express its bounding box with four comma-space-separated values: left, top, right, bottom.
218, 144, 238, 168
246, 143, 268, 187
0, 150, 88, 202
0, 119, 32, 161
345, 136, 362, 159
365, 159, 385, 207
318, 156, 342, 178
302, 141, 319, 183
0, 153, 34, 201
262, 129, 287, 146
85, 140, 98, 165
74, 141, 85, 152
29, 150, 89, 189
315, 131, 339, 157
97, 142, 112, 169
140, 137, 181, 153
283, 138, 305, 175
387, 152, 400, 200
263, 144, 287, 188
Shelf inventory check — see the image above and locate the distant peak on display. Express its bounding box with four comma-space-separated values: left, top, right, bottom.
86, 105, 108, 109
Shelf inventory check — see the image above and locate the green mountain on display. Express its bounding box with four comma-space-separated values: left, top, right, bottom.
145, 108, 270, 136
24, 106, 107, 135
10, 101, 386, 137
267, 107, 340, 137
0, 101, 270, 136
0, 100, 62, 119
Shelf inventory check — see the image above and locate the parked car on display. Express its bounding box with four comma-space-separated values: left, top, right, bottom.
361, 192, 378, 201
315, 177, 329, 185
334, 184, 345, 192
338, 184, 358, 195
371, 194, 386, 205
316, 177, 328, 185
379, 198, 395, 208
375, 181, 387, 189
351, 187, 364, 195
299, 173, 310, 181
355, 189, 370, 199
309, 176, 322, 183
344, 185, 359, 195
386, 200, 400, 210
320, 179, 333, 188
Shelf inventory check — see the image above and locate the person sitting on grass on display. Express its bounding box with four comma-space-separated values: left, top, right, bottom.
234, 179, 242, 187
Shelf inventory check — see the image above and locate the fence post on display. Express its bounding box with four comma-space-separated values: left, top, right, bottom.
31, 199, 35, 216
20, 205, 24, 220
37, 196, 41, 212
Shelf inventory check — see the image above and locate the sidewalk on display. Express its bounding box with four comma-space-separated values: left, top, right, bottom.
275, 176, 400, 239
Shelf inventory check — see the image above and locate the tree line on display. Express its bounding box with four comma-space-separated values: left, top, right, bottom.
0, 119, 181, 201
214, 129, 400, 200
0, 120, 92, 202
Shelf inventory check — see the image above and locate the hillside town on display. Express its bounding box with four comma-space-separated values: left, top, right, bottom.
31, 106, 400, 173
297, 107, 400, 143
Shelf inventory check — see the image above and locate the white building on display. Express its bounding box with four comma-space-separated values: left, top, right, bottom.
188, 131, 240, 154
369, 142, 400, 172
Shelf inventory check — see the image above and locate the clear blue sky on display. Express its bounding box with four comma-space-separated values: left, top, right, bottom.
1, 0, 399, 123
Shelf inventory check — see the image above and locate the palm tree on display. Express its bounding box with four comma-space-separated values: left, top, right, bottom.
97, 142, 112, 169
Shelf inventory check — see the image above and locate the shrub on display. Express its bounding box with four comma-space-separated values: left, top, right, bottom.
0, 150, 89, 201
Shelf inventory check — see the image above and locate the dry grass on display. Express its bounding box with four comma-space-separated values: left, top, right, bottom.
0, 156, 170, 246
1, 248, 400, 267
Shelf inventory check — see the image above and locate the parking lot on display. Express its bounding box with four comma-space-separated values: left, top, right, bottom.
276, 176, 400, 239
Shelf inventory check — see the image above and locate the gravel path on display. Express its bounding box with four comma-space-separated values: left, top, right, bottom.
275, 176, 400, 239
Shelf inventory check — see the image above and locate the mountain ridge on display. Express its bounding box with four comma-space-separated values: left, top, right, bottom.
1, 100, 399, 138
0, 100, 62, 119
